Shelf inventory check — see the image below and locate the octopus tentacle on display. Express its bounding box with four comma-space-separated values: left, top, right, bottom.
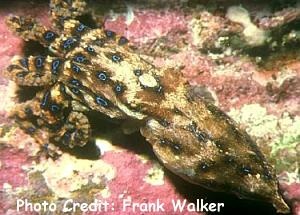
6, 55, 63, 86
6, 15, 58, 47
50, 0, 87, 29
51, 111, 91, 148
9, 98, 62, 159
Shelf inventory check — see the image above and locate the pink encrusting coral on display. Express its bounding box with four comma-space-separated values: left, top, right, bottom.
0, 1, 299, 215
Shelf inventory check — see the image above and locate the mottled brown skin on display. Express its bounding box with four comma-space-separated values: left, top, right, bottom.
5, 0, 289, 213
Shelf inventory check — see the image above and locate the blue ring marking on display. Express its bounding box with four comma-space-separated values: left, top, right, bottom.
69, 78, 81, 87
63, 38, 76, 49
44, 31, 56, 42
72, 64, 81, 73
62, 131, 71, 144
27, 127, 36, 134
50, 104, 60, 113
24, 107, 33, 115
118, 36, 128, 45
51, 59, 61, 75
73, 55, 86, 63
71, 87, 80, 94
114, 84, 124, 94
35, 56, 44, 68
133, 69, 142, 76
76, 23, 86, 32
86, 46, 95, 53
156, 85, 163, 93
19, 58, 28, 68
95, 95, 109, 107
241, 166, 252, 175
40, 91, 50, 109
96, 71, 108, 81
59, 84, 67, 97
111, 54, 122, 63
105, 30, 115, 38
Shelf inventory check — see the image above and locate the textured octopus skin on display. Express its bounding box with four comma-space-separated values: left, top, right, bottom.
5, 0, 289, 213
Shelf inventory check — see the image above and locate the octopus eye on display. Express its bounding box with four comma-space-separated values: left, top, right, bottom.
96, 71, 108, 81
95, 95, 109, 107
76, 23, 87, 32
43, 31, 56, 42
114, 83, 124, 94
71, 64, 81, 73
35, 56, 44, 68
133, 69, 142, 76
51, 59, 61, 75
104, 30, 115, 38
111, 54, 122, 63
118, 36, 128, 45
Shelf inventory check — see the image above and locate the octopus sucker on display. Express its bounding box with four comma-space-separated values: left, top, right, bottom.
5, 0, 290, 213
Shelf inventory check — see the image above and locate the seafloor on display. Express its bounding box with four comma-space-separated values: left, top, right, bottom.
0, 0, 299, 215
